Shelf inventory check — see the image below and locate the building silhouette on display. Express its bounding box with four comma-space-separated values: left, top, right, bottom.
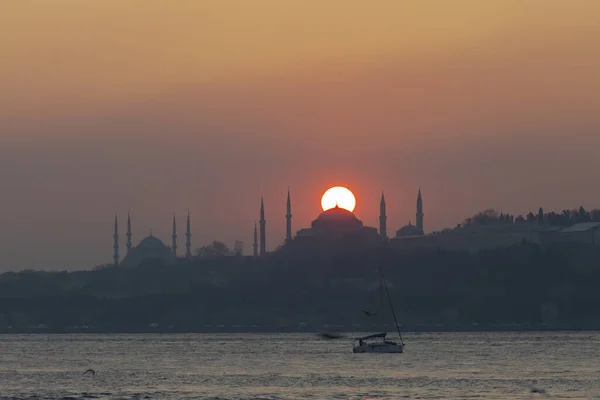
259, 197, 266, 256
416, 187, 424, 232
254, 187, 426, 255
113, 188, 429, 264
112, 212, 192, 267
111, 186, 600, 266
379, 192, 387, 239
253, 221, 258, 258
394, 189, 426, 238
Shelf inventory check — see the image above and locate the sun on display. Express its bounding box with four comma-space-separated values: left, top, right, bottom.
321, 186, 356, 212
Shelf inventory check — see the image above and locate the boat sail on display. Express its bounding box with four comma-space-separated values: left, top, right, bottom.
353, 265, 404, 353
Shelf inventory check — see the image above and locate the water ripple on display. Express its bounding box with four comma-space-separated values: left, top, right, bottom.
0, 332, 598, 399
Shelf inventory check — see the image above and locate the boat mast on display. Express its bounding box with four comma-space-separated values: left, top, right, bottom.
379, 265, 404, 345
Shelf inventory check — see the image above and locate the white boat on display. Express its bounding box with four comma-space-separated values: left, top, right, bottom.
352, 332, 403, 353
352, 265, 405, 354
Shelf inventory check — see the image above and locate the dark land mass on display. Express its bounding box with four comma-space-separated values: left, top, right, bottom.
1, 241, 600, 333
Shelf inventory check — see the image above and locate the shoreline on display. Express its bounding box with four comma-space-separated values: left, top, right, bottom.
1, 324, 599, 334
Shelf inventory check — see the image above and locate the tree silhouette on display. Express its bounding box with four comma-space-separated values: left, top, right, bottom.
196, 241, 234, 259
578, 206, 588, 222
465, 209, 499, 225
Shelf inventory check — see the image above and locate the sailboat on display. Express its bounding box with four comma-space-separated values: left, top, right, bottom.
353, 265, 404, 353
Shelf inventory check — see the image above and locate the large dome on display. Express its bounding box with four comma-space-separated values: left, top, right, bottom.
311, 206, 364, 232
137, 235, 168, 250
314, 206, 361, 223
292, 205, 380, 245
120, 234, 174, 268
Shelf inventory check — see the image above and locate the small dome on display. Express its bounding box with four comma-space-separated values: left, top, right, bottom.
396, 223, 424, 237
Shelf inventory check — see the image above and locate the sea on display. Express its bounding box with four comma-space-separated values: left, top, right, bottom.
0, 331, 598, 400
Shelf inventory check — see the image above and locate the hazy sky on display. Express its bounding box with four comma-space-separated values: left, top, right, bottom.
1, 1, 599, 270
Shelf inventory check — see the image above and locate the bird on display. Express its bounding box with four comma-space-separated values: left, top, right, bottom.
361, 309, 377, 317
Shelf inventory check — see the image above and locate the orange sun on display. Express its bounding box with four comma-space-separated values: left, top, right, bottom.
321, 186, 356, 212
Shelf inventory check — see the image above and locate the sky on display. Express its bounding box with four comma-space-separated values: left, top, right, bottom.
1, 0, 599, 270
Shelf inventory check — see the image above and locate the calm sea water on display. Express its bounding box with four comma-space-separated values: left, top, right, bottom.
0, 332, 598, 399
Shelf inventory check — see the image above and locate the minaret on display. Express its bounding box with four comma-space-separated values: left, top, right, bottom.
113, 214, 119, 266
379, 191, 387, 239
185, 210, 191, 259
172, 214, 177, 256
416, 187, 424, 233
126, 210, 132, 255
253, 221, 258, 257
285, 188, 292, 243
259, 197, 266, 256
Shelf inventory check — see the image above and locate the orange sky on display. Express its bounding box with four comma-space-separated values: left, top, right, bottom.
0, 1, 599, 269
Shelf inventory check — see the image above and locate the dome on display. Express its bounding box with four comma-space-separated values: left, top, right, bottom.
121, 234, 174, 268
311, 206, 364, 232
314, 206, 361, 223
291, 205, 380, 244
137, 235, 168, 250
396, 223, 424, 237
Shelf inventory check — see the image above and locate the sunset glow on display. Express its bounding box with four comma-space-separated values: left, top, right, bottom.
321, 187, 356, 212
0, 1, 599, 270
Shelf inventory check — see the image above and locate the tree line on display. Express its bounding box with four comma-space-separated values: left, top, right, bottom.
462, 207, 600, 227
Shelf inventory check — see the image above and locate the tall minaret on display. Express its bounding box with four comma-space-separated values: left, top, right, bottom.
379, 191, 387, 239
253, 221, 258, 257
185, 210, 191, 259
113, 214, 119, 266
126, 210, 132, 255
259, 197, 266, 256
285, 188, 292, 243
172, 214, 177, 256
416, 187, 424, 233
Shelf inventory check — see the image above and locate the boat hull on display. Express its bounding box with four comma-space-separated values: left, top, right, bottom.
352, 343, 404, 353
